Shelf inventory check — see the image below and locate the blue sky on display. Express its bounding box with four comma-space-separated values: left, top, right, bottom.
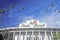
0, 0, 60, 28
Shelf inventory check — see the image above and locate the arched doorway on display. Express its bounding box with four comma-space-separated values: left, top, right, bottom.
0, 34, 3, 40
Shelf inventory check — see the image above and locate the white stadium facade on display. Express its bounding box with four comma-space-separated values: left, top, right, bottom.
0, 20, 60, 40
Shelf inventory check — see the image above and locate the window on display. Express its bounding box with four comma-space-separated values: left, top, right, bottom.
34, 31, 39, 40
27, 36, 31, 40
40, 31, 45, 36
15, 35, 18, 40
27, 32, 32, 40
4, 33, 8, 39
9, 32, 13, 40
52, 32, 57, 40
34, 31, 39, 35
57, 31, 60, 40
21, 32, 26, 40
27, 32, 32, 35
40, 31, 45, 40
34, 36, 39, 40
15, 32, 19, 40
21, 32, 26, 35
47, 32, 51, 40
15, 32, 19, 35
47, 32, 51, 36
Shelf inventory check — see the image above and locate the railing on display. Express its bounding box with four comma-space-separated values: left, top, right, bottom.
18, 35, 52, 40
19, 35, 60, 40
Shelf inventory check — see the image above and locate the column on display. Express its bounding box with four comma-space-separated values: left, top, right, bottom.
40, 31, 42, 40
25, 30, 27, 40
45, 31, 47, 40
51, 31, 53, 40
39, 31, 40, 40
7, 32, 10, 40
19, 31, 21, 40
13, 32, 15, 40
7, 32, 9, 40
32, 31, 34, 40
56, 31, 58, 40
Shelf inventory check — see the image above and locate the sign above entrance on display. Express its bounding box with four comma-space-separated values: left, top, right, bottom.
19, 20, 47, 28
